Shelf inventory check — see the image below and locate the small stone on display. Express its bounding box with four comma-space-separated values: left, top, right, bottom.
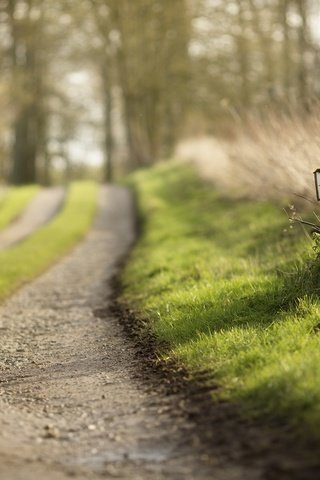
44, 425, 60, 439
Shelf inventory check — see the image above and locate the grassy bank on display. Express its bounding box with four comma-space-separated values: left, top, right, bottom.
0, 181, 97, 299
0, 185, 39, 230
123, 162, 320, 435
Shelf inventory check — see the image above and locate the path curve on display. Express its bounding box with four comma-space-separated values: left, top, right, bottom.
0, 187, 66, 250
0, 185, 230, 480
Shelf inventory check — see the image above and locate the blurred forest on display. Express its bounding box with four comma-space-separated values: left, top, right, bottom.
0, 0, 319, 185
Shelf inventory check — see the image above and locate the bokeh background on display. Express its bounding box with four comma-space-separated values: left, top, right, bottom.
0, 0, 320, 199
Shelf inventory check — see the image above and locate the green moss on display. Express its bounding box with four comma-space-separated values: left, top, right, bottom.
123, 162, 320, 435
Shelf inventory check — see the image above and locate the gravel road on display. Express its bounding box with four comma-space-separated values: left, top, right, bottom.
0, 187, 65, 250
0, 185, 235, 480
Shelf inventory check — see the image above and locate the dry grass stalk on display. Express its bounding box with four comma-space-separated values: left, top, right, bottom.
176, 107, 320, 203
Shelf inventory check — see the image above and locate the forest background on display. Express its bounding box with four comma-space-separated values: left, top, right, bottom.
0, 0, 319, 201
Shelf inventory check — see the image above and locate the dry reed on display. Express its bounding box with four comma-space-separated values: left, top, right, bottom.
176, 107, 320, 204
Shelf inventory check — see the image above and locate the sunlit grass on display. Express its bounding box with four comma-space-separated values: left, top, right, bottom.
123, 162, 320, 435
0, 185, 39, 230
0, 182, 97, 299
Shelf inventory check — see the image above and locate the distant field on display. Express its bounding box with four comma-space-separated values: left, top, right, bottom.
0, 182, 97, 299
0, 185, 39, 231
123, 162, 320, 436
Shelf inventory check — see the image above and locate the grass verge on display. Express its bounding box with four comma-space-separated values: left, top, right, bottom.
0, 181, 97, 299
122, 162, 320, 436
0, 185, 39, 230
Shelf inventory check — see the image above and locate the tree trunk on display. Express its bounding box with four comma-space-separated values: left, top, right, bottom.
8, 0, 39, 184
296, 0, 309, 105
235, 0, 251, 106
280, 0, 291, 99
248, 0, 275, 99
102, 65, 113, 182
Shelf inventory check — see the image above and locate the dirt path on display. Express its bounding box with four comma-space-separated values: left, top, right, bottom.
0, 185, 318, 480
0, 186, 222, 480
0, 187, 65, 249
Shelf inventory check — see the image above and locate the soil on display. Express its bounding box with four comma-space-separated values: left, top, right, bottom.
0, 185, 319, 480
0, 186, 65, 249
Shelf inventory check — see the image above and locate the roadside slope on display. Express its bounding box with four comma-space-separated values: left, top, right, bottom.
122, 162, 320, 439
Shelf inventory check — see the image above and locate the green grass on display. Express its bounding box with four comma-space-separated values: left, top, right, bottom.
0, 185, 39, 230
122, 162, 320, 436
0, 182, 97, 299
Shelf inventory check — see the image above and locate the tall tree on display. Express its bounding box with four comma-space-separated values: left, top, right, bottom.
7, 0, 43, 184
87, 0, 115, 181
296, 0, 310, 104
110, 0, 191, 165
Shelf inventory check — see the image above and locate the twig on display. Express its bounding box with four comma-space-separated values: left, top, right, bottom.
293, 192, 318, 206
291, 218, 320, 233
